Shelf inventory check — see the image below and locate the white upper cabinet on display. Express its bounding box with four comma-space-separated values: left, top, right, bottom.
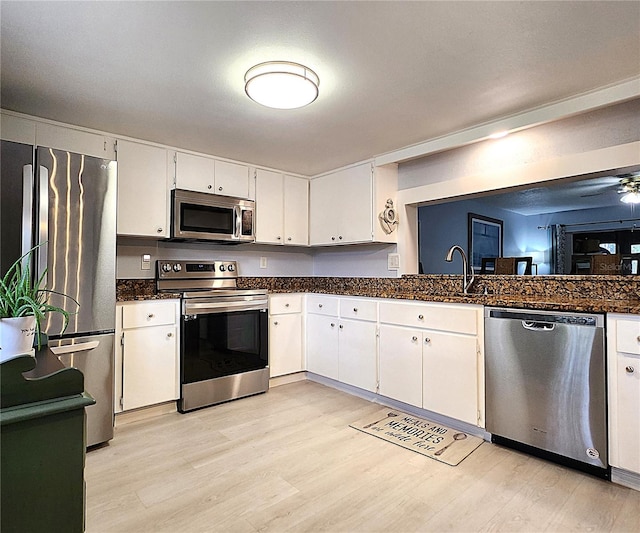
174, 151, 250, 199
309, 161, 397, 246
0, 113, 36, 144
255, 169, 308, 246
36, 122, 115, 159
215, 159, 250, 198
174, 152, 215, 193
116, 140, 170, 238
256, 169, 284, 244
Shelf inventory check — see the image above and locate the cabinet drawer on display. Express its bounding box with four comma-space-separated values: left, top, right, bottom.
379, 301, 477, 335
122, 301, 177, 329
340, 298, 377, 321
307, 295, 339, 316
616, 318, 640, 355
269, 294, 303, 315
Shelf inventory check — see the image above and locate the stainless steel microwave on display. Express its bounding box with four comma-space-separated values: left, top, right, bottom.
171, 189, 255, 243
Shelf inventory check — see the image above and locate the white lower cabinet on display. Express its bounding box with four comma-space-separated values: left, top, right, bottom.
306, 313, 339, 380
422, 331, 478, 425
379, 300, 483, 426
607, 313, 640, 476
338, 318, 377, 392
378, 325, 423, 407
306, 296, 377, 392
269, 294, 304, 377
115, 300, 180, 412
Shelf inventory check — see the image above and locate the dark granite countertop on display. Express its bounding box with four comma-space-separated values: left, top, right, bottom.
117, 275, 640, 314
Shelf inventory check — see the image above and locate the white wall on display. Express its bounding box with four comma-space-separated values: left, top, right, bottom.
117, 239, 398, 279
397, 99, 640, 274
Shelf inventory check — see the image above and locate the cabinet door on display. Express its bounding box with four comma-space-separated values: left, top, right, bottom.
338, 319, 377, 392
214, 160, 249, 198
36, 122, 115, 159
255, 169, 284, 244
309, 175, 339, 245
116, 140, 169, 237
422, 331, 478, 425
613, 353, 640, 472
283, 175, 309, 245
306, 313, 339, 379
175, 152, 215, 193
340, 164, 373, 243
379, 324, 422, 407
270, 313, 303, 377
122, 325, 178, 411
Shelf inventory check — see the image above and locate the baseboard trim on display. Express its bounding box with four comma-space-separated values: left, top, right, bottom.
115, 401, 177, 427
611, 467, 640, 491
269, 372, 307, 388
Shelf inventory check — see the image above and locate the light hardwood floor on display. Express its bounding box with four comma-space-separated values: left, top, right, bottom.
85, 380, 639, 532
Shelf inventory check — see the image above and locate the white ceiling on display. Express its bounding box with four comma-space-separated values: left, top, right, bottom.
1, 1, 639, 176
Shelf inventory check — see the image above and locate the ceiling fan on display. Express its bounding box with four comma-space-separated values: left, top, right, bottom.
579, 173, 640, 203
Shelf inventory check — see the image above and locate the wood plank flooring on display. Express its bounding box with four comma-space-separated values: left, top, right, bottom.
85, 380, 639, 532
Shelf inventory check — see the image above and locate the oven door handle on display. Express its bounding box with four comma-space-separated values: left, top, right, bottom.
183, 300, 268, 315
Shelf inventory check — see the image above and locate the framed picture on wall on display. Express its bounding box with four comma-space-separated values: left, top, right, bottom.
468, 213, 503, 272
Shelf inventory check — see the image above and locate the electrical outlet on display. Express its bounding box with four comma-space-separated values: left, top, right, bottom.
387, 253, 400, 270
260, 257, 267, 269
141, 254, 151, 270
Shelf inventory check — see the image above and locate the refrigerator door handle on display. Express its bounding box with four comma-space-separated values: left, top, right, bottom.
21, 164, 34, 261
36, 165, 49, 284
50, 340, 100, 355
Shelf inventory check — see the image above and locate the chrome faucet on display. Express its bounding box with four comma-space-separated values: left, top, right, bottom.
445, 245, 475, 294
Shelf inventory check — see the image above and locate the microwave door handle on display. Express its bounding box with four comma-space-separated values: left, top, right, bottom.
21, 165, 34, 262
234, 204, 242, 240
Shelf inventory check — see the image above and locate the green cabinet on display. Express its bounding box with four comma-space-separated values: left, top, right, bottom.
1, 355, 95, 533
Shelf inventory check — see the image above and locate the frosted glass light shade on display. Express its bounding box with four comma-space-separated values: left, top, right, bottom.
620, 191, 640, 204
245, 61, 319, 109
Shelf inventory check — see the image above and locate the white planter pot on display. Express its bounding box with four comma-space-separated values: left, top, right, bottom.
0, 316, 37, 362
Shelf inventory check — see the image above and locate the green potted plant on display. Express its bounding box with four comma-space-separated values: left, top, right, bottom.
0, 245, 78, 362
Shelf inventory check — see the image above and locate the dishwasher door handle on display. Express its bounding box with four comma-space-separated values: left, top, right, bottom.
522, 321, 555, 331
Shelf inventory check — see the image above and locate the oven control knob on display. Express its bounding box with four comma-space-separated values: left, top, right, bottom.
162, 263, 172, 273
173, 264, 182, 272
219, 264, 226, 272
227, 264, 235, 272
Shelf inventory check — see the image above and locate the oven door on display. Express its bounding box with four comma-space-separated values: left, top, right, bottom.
181, 308, 268, 384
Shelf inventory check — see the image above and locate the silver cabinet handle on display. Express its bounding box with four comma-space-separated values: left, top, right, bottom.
637, 336, 640, 342
273, 321, 279, 326
424, 337, 431, 343
277, 236, 281, 240
287, 237, 292, 241
157, 227, 163, 233
418, 314, 424, 320
208, 184, 212, 189
22, 165, 34, 259
339, 324, 344, 329
412, 336, 418, 342
353, 308, 358, 312
218, 186, 223, 192
330, 323, 335, 328
148, 313, 155, 319
319, 304, 323, 308
338, 236, 343, 240
167, 332, 173, 338
331, 236, 336, 241
626, 366, 635, 374
285, 303, 290, 307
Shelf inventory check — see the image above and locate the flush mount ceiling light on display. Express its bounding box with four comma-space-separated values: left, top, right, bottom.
619, 176, 640, 204
244, 61, 319, 109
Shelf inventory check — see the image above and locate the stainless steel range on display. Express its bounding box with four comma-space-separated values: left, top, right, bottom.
157, 260, 269, 412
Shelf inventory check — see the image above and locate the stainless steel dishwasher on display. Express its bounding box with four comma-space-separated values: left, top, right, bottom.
485, 307, 608, 477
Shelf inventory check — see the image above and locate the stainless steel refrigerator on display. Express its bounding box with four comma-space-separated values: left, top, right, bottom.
1, 140, 116, 446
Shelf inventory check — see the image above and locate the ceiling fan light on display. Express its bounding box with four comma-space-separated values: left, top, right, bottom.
620, 191, 640, 204
245, 61, 319, 109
